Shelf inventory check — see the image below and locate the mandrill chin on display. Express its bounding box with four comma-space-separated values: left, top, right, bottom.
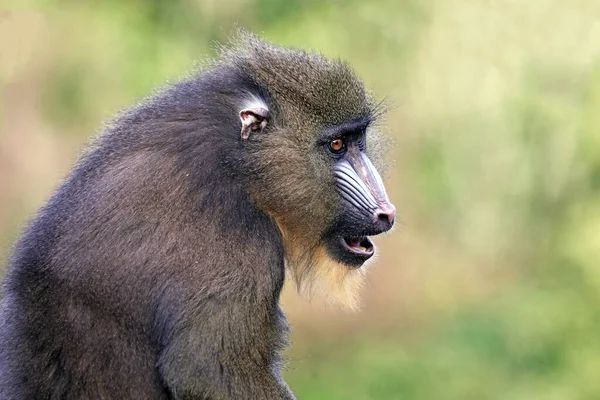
0, 31, 395, 399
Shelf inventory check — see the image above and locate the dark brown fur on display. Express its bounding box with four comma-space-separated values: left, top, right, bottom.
0, 32, 386, 399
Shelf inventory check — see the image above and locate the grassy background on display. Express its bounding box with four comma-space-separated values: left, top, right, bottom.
2, 1, 600, 398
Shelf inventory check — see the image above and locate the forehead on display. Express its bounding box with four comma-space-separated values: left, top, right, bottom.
275, 69, 373, 128
299, 65, 373, 126
227, 36, 374, 126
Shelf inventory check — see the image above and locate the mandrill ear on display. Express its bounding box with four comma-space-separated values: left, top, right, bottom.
239, 106, 269, 140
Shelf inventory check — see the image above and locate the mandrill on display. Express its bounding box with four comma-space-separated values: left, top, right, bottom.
0, 32, 395, 399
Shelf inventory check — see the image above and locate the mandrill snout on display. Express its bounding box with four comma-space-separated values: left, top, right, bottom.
374, 201, 396, 233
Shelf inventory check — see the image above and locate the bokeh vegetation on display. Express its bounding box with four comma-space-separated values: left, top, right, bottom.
1, 1, 600, 398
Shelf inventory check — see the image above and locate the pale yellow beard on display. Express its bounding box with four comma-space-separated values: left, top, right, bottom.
275, 219, 369, 310
284, 243, 369, 310
303, 246, 369, 310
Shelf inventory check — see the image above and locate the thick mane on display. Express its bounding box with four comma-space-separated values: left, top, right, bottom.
1, 54, 290, 397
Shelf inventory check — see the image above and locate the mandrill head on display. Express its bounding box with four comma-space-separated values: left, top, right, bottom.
222, 33, 395, 308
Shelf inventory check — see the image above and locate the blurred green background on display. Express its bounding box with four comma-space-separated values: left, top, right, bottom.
2, 1, 600, 398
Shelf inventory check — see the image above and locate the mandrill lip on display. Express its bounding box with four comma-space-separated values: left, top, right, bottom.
341, 236, 375, 259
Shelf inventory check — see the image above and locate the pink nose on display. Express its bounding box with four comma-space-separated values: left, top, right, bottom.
375, 202, 396, 230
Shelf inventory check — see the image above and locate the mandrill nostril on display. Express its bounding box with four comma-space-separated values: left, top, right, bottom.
375, 203, 396, 230
377, 213, 393, 225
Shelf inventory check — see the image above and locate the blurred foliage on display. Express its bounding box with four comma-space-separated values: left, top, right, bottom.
1, 0, 600, 398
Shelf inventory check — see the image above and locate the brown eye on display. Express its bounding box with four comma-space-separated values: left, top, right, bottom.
329, 138, 345, 153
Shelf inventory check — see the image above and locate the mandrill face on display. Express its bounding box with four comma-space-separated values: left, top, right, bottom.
241, 104, 394, 271
317, 119, 395, 269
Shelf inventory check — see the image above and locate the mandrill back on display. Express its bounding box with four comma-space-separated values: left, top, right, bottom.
0, 53, 289, 399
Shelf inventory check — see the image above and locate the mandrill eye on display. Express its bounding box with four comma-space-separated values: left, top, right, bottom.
328, 138, 346, 155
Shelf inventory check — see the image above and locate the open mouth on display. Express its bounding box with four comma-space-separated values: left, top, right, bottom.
341, 236, 374, 259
